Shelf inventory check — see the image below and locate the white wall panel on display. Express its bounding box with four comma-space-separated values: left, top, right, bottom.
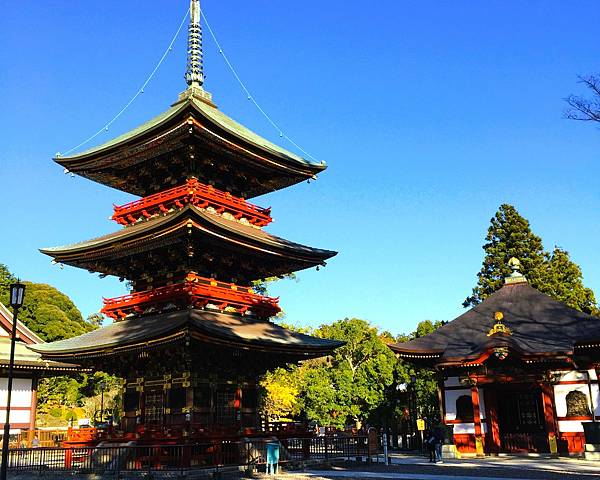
0, 378, 32, 407
558, 420, 586, 433
0, 409, 30, 425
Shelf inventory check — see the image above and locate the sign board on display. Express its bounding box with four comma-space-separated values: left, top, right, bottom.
416, 419, 425, 431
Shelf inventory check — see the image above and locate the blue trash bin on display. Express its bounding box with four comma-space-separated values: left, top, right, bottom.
266, 441, 280, 474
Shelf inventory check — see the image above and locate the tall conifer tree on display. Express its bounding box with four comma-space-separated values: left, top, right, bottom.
464, 204, 546, 307
465, 205, 598, 316
543, 247, 598, 315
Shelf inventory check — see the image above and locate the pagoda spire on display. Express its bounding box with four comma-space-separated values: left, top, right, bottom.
185, 0, 204, 87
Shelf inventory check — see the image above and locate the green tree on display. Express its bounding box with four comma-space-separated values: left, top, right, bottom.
464, 204, 547, 307
543, 247, 598, 315
0, 263, 114, 426
464, 204, 544, 307
259, 367, 301, 421
16, 283, 96, 341
86, 312, 105, 328
300, 318, 396, 429
0, 264, 95, 341
464, 204, 598, 315
251, 273, 297, 296
0, 264, 16, 295
398, 320, 444, 421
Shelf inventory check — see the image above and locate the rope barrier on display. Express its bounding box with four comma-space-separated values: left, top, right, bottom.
201, 11, 319, 162
59, 8, 191, 156
59, 5, 318, 163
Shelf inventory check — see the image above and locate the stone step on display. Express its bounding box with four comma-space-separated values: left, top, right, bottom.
584, 450, 600, 460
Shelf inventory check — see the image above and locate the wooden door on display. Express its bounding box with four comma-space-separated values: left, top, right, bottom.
497, 387, 548, 453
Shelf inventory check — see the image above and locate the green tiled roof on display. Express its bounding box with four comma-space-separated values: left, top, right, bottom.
57, 88, 323, 169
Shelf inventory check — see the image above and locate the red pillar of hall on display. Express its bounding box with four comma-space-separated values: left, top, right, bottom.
471, 385, 484, 456
483, 387, 501, 454
540, 383, 558, 455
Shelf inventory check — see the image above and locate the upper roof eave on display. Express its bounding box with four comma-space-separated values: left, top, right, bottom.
54, 91, 326, 174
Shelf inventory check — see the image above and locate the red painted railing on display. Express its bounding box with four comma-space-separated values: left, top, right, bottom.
102, 273, 280, 320
112, 178, 272, 227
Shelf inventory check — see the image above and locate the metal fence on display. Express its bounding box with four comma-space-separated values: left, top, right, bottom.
6, 436, 370, 475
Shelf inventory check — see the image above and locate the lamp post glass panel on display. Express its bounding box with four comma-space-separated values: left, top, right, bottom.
0, 283, 26, 479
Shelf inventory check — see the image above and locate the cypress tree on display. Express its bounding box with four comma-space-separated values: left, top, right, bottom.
542, 247, 599, 316
464, 205, 598, 316
464, 204, 546, 307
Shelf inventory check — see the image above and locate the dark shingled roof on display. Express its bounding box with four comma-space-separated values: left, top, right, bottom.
390, 281, 600, 365
30, 309, 343, 359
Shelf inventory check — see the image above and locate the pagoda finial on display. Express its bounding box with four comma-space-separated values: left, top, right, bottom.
185, 0, 204, 87
505, 257, 527, 284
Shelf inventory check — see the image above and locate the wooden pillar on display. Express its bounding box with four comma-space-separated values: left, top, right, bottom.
29, 378, 38, 432
437, 374, 446, 424
471, 385, 484, 457
235, 385, 242, 432
541, 383, 558, 456
483, 387, 500, 454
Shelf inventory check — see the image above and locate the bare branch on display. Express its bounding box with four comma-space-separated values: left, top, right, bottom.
564, 74, 600, 123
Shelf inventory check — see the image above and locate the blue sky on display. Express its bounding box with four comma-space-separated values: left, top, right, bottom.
1, 1, 599, 336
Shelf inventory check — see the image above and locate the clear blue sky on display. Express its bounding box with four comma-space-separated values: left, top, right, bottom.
1, 1, 598, 336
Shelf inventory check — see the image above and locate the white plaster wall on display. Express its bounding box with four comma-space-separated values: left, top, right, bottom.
554, 383, 600, 418
557, 369, 597, 382
0, 409, 30, 425
451, 422, 488, 434
444, 377, 462, 388
558, 420, 587, 433
0, 378, 32, 407
444, 388, 485, 420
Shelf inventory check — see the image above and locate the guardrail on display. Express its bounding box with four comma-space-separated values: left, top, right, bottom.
6, 436, 370, 475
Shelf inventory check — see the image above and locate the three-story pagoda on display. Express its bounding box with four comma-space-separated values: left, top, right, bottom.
32, 0, 341, 442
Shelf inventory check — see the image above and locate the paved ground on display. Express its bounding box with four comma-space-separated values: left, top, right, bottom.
6, 453, 600, 479
280, 453, 600, 480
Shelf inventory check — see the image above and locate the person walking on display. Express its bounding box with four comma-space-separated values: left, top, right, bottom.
425, 430, 435, 462
433, 423, 445, 464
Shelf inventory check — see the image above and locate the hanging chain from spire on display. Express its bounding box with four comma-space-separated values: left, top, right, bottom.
185, 0, 204, 86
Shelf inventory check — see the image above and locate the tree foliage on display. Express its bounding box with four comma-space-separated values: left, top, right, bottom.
464, 204, 598, 315
543, 247, 598, 315
0, 263, 95, 341
398, 320, 444, 422
301, 318, 397, 428
464, 204, 546, 307
0, 262, 118, 425
259, 367, 301, 421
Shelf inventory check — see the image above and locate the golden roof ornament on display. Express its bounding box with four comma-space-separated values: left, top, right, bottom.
505, 257, 528, 285
487, 311, 512, 337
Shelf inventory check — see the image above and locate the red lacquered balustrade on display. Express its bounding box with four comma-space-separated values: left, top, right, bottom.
112, 178, 272, 227
101, 273, 280, 320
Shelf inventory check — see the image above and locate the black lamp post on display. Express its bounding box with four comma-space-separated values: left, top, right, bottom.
0, 282, 26, 480
409, 375, 418, 450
